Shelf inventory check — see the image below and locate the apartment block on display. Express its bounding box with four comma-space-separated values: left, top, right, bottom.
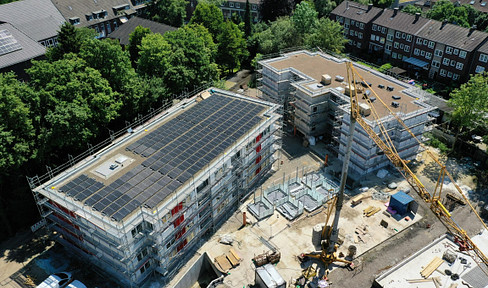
29, 89, 282, 286
331, 2, 488, 83
258, 50, 435, 177
51, 0, 150, 38
331, 2, 383, 50
220, 0, 260, 22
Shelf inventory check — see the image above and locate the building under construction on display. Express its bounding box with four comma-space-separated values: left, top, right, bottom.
29, 89, 282, 286
258, 50, 436, 177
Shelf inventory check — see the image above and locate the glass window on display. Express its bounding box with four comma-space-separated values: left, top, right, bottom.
459, 50, 467, 58
476, 65, 485, 73
387, 34, 393, 41
400, 43, 404, 49
453, 74, 459, 80
453, 48, 459, 55
450, 59, 456, 66
360, 23, 364, 29
435, 49, 443, 57
392, 52, 397, 59
456, 62, 463, 70
386, 44, 392, 51
359, 32, 363, 39
416, 38, 422, 44
442, 58, 450, 65
405, 45, 410, 52
446, 46, 453, 54
440, 69, 446, 76
447, 71, 453, 77
229, 2, 234, 7
426, 52, 432, 59
423, 39, 428, 45
414, 48, 420, 55
406, 34, 412, 42
421, 50, 425, 56
395, 31, 400, 38
428, 41, 434, 49
432, 60, 440, 68
394, 42, 399, 48
382, 27, 386, 34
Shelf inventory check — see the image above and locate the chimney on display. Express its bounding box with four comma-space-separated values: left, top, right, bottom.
415, 12, 420, 21
346, 1, 349, 10
469, 25, 477, 35
368, 3, 373, 11
393, 7, 399, 16
441, 19, 448, 29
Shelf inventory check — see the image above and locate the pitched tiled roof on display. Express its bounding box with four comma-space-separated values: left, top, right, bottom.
0, 23, 46, 69
0, 0, 65, 42
373, 8, 430, 35
107, 17, 176, 45
416, 21, 488, 52
51, 0, 136, 28
331, 1, 383, 23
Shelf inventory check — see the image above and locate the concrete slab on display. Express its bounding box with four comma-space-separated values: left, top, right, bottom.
374, 230, 488, 288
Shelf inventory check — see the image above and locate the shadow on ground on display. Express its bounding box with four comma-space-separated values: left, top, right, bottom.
1, 229, 53, 264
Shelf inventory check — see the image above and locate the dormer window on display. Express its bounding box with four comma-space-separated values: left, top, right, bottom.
86, 14, 93, 21
92, 9, 108, 19
69, 17, 80, 25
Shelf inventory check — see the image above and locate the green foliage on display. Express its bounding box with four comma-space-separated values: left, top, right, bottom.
259, 0, 293, 22
128, 26, 152, 66
448, 72, 488, 130
256, 17, 300, 54
150, 0, 188, 26
291, 1, 318, 34
378, 63, 392, 73
0, 73, 36, 172
427, 134, 450, 154
314, 0, 338, 18
138, 25, 219, 94
217, 21, 249, 73
27, 55, 121, 155
48, 25, 96, 61
304, 17, 348, 53
401, 4, 422, 15
372, 0, 394, 9
189, 3, 225, 39
426, 0, 470, 28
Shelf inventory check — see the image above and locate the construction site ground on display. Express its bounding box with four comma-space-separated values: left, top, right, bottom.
1, 132, 487, 288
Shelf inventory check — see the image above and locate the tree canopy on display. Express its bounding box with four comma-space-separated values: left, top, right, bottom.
27, 55, 121, 155
401, 4, 422, 15
292, 1, 319, 34
149, 0, 188, 27
138, 25, 219, 94
217, 21, 249, 72
304, 17, 348, 52
189, 2, 225, 39
128, 26, 152, 66
0, 73, 36, 172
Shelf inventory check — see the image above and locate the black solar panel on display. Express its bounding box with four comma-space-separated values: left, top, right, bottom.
62, 93, 267, 221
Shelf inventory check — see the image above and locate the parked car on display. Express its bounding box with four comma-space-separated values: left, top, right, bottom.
36, 272, 72, 288
67, 280, 87, 288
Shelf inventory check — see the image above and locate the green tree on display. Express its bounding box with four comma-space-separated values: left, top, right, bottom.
128, 26, 152, 66
304, 17, 348, 53
48, 25, 97, 61
0, 73, 36, 172
217, 21, 249, 73
372, 0, 394, 8
138, 25, 219, 94
402, 4, 422, 15
260, 0, 293, 22
314, 0, 338, 18
189, 3, 225, 39
244, 0, 252, 38
426, 0, 470, 28
27, 55, 121, 156
291, 1, 318, 34
150, 0, 188, 26
256, 17, 300, 54
448, 72, 488, 149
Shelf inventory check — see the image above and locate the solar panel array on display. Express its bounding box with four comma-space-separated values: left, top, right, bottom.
59, 94, 266, 221
0, 29, 22, 56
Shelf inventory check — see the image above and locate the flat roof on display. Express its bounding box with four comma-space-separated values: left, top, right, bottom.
265, 52, 429, 119
375, 230, 488, 288
53, 91, 271, 222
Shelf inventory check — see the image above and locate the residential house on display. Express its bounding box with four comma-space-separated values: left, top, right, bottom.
51, 0, 140, 38
471, 40, 488, 74
371, 9, 430, 63
330, 2, 383, 51
0, 23, 46, 79
0, 0, 65, 47
414, 20, 487, 82
220, 0, 260, 22
107, 17, 176, 46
